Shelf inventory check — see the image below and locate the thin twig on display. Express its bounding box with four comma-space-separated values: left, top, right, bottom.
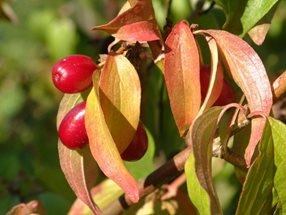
189, 0, 205, 22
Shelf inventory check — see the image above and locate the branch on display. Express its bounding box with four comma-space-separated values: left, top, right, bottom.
102, 147, 191, 215
189, 0, 205, 22
102, 145, 245, 214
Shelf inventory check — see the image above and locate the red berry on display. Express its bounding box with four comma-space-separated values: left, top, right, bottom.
52, 55, 97, 93
121, 124, 148, 161
200, 65, 236, 106
59, 102, 88, 149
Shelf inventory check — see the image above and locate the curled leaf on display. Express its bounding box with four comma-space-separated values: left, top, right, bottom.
198, 29, 273, 167
199, 36, 223, 114
85, 73, 139, 203
164, 20, 201, 136
57, 94, 100, 214
99, 54, 141, 153
92, 0, 161, 42
185, 107, 224, 215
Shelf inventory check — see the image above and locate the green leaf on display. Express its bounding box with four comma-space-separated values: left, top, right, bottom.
185, 153, 212, 215
164, 20, 201, 136
185, 107, 223, 215
269, 117, 286, 214
214, 0, 279, 37
99, 54, 141, 153
85, 72, 139, 203
236, 120, 274, 215
57, 94, 100, 214
69, 179, 123, 214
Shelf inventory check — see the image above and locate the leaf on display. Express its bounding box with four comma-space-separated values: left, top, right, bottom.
92, 0, 161, 42
199, 29, 273, 167
69, 179, 123, 214
273, 71, 286, 99
164, 20, 201, 136
57, 94, 100, 215
236, 120, 274, 215
99, 54, 141, 153
269, 117, 286, 214
85, 73, 139, 203
6, 200, 45, 215
185, 107, 223, 215
248, 3, 278, 45
199, 36, 223, 114
214, 0, 279, 37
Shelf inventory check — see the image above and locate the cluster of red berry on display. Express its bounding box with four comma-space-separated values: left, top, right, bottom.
52, 55, 148, 161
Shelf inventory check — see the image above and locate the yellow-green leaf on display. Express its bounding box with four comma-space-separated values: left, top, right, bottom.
99, 54, 141, 153
85, 74, 139, 203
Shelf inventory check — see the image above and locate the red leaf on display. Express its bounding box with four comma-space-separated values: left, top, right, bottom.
57, 94, 100, 214
99, 54, 141, 153
85, 73, 139, 203
164, 20, 201, 136
198, 30, 273, 167
92, 0, 161, 42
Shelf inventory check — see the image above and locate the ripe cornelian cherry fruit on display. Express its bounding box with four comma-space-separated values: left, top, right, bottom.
59, 102, 88, 149
200, 65, 236, 106
121, 123, 148, 161
52, 55, 97, 93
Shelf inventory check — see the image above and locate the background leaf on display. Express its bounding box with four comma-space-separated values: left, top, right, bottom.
164, 20, 201, 136
57, 94, 100, 214
185, 107, 223, 215
99, 54, 141, 153
235, 120, 274, 214
85, 75, 139, 203
200, 29, 273, 166
214, 0, 279, 37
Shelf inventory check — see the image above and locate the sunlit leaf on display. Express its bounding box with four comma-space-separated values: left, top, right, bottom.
69, 179, 123, 214
273, 71, 286, 99
214, 0, 279, 37
199, 36, 223, 114
57, 94, 100, 214
164, 20, 201, 136
199, 29, 273, 167
92, 0, 161, 42
269, 117, 286, 214
85, 73, 139, 203
99, 54, 141, 153
236, 120, 274, 214
185, 107, 223, 215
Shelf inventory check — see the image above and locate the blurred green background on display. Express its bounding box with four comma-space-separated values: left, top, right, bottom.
0, 0, 285, 214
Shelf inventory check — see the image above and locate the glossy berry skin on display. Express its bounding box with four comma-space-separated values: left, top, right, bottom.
59, 102, 88, 149
121, 124, 148, 161
52, 55, 97, 93
200, 66, 236, 106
